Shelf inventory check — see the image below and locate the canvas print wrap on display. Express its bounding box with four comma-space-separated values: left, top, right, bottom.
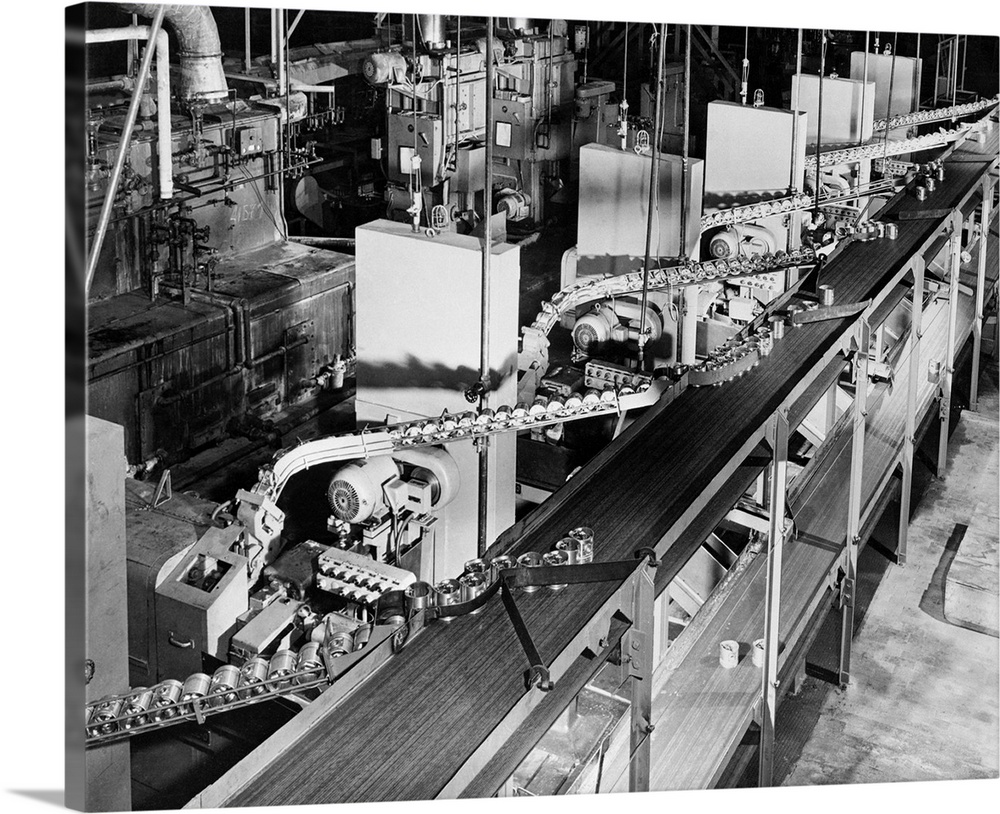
70, 2, 1000, 810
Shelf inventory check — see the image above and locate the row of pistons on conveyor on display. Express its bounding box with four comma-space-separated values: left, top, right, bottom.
388, 387, 646, 447
85, 640, 341, 738
405, 527, 597, 612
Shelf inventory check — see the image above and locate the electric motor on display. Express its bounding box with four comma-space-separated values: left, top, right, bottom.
327, 456, 401, 523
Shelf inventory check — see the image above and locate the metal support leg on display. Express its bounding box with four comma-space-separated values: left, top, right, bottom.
759, 409, 789, 788
971, 178, 992, 411
898, 258, 924, 566
938, 213, 963, 478
839, 319, 870, 687
628, 562, 655, 792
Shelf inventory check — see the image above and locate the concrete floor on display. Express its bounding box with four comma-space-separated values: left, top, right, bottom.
783, 361, 1000, 786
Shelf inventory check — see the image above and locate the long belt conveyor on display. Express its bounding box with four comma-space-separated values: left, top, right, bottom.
191, 115, 999, 808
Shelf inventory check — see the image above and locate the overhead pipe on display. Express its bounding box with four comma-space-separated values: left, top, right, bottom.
85, 7, 168, 294
86, 25, 173, 201
118, 4, 229, 104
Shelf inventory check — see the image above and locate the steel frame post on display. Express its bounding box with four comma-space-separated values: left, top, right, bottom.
628, 562, 655, 792
758, 409, 789, 788
971, 178, 992, 411
839, 318, 870, 687
938, 212, 963, 478
898, 257, 925, 565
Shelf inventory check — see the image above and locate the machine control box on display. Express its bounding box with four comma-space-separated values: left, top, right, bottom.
316, 546, 417, 605
235, 126, 264, 156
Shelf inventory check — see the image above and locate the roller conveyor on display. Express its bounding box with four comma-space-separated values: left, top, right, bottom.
203, 120, 998, 809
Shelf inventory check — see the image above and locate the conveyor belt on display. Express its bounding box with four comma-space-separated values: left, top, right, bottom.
637, 254, 982, 791
219, 122, 998, 808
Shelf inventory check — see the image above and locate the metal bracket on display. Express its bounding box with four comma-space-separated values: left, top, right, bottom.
622, 629, 648, 680
147, 468, 172, 509
500, 580, 554, 692
839, 574, 855, 609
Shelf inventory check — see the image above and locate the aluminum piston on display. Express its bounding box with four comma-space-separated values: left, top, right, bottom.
209, 665, 241, 707
88, 696, 124, 737
267, 649, 298, 690
490, 554, 517, 583
555, 537, 581, 565
568, 526, 595, 563
517, 552, 543, 592
121, 687, 154, 729
181, 673, 212, 713
295, 642, 324, 684
543, 550, 569, 589
769, 315, 785, 340
328, 630, 356, 657
404, 581, 433, 611
464, 558, 491, 581
434, 578, 462, 606
150, 679, 184, 721
459, 572, 488, 604
237, 657, 270, 699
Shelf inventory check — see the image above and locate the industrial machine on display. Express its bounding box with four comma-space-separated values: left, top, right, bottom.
76, 9, 999, 812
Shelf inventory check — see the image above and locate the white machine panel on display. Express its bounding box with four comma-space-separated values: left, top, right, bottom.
354, 221, 520, 583
577, 144, 704, 260
792, 74, 876, 145
705, 101, 808, 196
850, 51, 922, 120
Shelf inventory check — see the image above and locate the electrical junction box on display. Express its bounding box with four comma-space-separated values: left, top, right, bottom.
235, 126, 264, 155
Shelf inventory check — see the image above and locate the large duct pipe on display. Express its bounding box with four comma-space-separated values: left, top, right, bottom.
118, 4, 228, 104
417, 15, 446, 50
